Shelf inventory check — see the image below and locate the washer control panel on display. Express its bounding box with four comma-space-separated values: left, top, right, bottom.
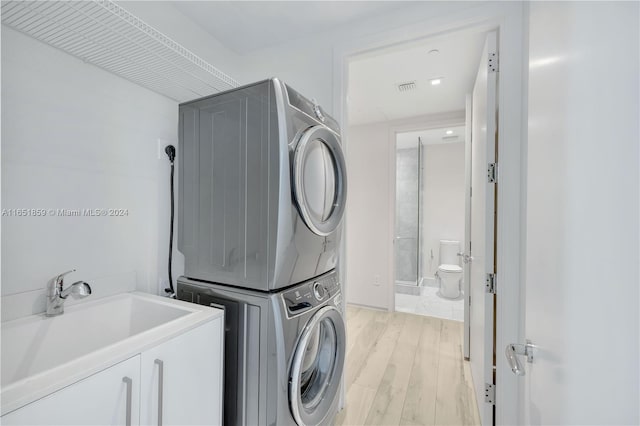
282, 270, 340, 316
313, 281, 326, 300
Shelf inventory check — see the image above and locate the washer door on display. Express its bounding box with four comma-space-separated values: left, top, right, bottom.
293, 126, 347, 236
289, 305, 346, 426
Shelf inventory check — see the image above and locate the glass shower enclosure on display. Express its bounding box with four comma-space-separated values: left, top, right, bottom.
394, 137, 423, 292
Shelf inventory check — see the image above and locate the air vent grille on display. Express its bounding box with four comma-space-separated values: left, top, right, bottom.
397, 81, 416, 92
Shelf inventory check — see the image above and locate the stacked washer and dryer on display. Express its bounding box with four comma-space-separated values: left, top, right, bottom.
176, 79, 347, 426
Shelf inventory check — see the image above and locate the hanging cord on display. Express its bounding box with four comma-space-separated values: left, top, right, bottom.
165, 145, 176, 298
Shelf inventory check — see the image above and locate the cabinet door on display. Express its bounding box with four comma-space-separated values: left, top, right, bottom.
2, 356, 140, 426
140, 318, 223, 426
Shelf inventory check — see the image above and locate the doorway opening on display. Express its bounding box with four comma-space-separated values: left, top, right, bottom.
345, 27, 488, 336
394, 126, 466, 322
337, 4, 525, 425
341, 22, 503, 426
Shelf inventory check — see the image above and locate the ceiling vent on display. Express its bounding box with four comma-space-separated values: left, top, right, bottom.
397, 81, 417, 92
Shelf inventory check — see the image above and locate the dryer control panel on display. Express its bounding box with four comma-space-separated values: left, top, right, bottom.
282, 270, 341, 316
285, 84, 340, 135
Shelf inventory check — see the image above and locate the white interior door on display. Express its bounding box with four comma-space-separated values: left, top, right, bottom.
521, 3, 639, 425
469, 31, 497, 426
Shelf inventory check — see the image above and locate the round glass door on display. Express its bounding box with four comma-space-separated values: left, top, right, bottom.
289, 306, 346, 426
293, 126, 347, 236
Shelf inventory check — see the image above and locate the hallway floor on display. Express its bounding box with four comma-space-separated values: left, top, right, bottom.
336, 305, 480, 426
395, 287, 465, 321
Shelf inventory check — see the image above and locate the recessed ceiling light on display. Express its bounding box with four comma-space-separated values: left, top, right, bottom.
430, 78, 442, 86
446, 130, 453, 135
428, 49, 440, 55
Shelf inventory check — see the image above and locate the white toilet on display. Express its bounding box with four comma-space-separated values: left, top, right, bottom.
437, 240, 462, 299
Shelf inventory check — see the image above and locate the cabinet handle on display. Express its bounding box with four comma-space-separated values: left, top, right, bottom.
209, 302, 225, 311
122, 376, 132, 426
155, 359, 164, 426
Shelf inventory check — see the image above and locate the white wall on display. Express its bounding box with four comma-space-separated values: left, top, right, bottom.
421, 142, 465, 279
344, 123, 391, 309
524, 1, 639, 424
1, 27, 181, 319
345, 112, 464, 310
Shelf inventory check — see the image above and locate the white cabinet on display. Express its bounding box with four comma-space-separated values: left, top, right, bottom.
2, 356, 141, 426
140, 318, 223, 426
2, 317, 223, 426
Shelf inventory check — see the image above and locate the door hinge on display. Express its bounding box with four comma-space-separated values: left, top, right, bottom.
487, 162, 498, 183
486, 273, 496, 294
485, 383, 496, 405
488, 51, 499, 73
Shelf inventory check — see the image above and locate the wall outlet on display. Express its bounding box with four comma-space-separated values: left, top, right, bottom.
158, 279, 170, 295
373, 275, 381, 286
157, 138, 171, 160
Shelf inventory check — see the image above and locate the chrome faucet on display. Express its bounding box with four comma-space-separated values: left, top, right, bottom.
45, 269, 92, 316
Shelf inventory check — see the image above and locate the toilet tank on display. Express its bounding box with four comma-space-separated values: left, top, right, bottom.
439, 240, 461, 265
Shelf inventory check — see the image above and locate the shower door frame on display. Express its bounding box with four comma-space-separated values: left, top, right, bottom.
393, 135, 425, 288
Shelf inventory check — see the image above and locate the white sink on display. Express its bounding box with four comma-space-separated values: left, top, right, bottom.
1, 291, 220, 415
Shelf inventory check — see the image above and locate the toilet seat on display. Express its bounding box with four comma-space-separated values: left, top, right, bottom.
438, 264, 462, 273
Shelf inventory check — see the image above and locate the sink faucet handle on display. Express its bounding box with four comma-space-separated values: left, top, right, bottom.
54, 269, 76, 287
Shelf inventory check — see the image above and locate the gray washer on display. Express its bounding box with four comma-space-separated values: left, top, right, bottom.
178, 78, 347, 292
177, 269, 345, 426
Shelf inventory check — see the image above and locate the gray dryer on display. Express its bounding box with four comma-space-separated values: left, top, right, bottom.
178, 78, 347, 291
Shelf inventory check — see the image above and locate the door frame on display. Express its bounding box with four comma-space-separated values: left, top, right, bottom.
463, 93, 473, 360
333, 3, 525, 424
387, 114, 466, 312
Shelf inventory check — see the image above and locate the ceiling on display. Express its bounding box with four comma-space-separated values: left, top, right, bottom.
348, 30, 487, 125
171, 1, 411, 55
396, 126, 466, 150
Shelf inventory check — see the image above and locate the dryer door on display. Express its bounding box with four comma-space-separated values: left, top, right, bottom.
289, 305, 346, 426
293, 126, 347, 236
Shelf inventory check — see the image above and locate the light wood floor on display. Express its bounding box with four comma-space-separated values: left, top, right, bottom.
335, 305, 481, 426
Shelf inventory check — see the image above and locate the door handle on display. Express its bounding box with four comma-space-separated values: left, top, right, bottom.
122, 376, 132, 426
155, 359, 164, 426
505, 340, 536, 376
457, 252, 474, 264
